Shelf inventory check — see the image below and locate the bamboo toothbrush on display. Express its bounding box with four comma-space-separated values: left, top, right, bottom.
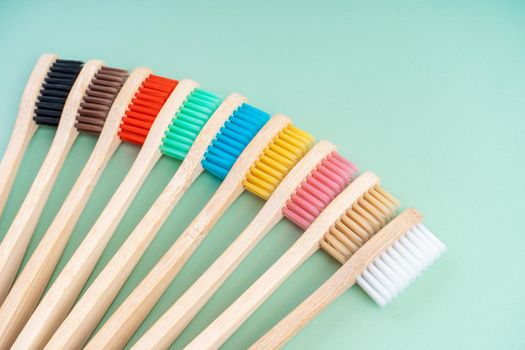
45, 94, 269, 347
250, 208, 445, 350
0, 66, 150, 349
0, 54, 58, 218
11, 76, 194, 350
54, 117, 314, 350
132, 142, 358, 350
0, 58, 102, 303
185, 171, 399, 350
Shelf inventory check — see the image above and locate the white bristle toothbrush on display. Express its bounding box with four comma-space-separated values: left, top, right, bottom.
0, 53, 57, 218
0, 58, 103, 303
250, 208, 445, 349
0, 66, 151, 348
131, 141, 359, 350
184, 171, 400, 350
54, 117, 315, 350
11, 76, 196, 350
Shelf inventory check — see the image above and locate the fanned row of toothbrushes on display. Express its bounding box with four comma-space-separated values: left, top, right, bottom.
0, 54, 445, 350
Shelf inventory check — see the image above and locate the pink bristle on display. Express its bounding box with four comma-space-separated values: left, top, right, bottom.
283, 152, 358, 230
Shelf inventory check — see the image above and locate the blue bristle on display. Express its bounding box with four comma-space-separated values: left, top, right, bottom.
202, 103, 270, 180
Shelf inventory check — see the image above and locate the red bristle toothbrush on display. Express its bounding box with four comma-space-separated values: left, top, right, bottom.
0, 53, 57, 218
52, 117, 314, 350
0, 58, 102, 303
10, 75, 194, 349
0, 66, 150, 348
185, 171, 400, 350
132, 141, 358, 350
250, 208, 445, 349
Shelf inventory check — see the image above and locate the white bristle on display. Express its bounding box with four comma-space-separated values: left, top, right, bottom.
357, 223, 445, 307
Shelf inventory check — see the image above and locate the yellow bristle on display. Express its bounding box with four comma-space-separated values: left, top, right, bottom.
243, 124, 315, 200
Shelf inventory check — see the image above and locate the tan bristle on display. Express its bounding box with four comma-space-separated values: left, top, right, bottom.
320, 185, 400, 263
243, 125, 315, 200
75, 66, 129, 134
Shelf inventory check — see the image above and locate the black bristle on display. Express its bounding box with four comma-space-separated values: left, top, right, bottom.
33, 59, 84, 126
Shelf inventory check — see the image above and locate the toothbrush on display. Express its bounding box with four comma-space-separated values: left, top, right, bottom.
132, 142, 358, 350
48, 94, 269, 348
0, 54, 58, 218
0, 66, 149, 349
58, 117, 314, 350
250, 208, 445, 349
185, 171, 399, 350
11, 75, 192, 350
0, 58, 101, 303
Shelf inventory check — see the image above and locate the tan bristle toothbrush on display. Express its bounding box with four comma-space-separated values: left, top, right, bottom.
0, 66, 151, 349
250, 208, 445, 350
132, 141, 359, 350
44, 94, 270, 347
11, 76, 196, 350
0, 53, 58, 218
0, 58, 102, 303
185, 171, 399, 350
51, 117, 314, 350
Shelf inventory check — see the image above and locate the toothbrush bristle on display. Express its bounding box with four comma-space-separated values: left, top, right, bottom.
118, 74, 178, 145
283, 151, 358, 230
160, 88, 223, 160
75, 66, 129, 134
357, 223, 445, 306
243, 125, 315, 199
33, 59, 84, 126
201, 103, 270, 179
321, 185, 400, 264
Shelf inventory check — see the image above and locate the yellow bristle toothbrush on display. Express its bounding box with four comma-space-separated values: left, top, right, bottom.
10, 76, 201, 350
0, 53, 58, 218
0, 58, 102, 303
250, 208, 445, 350
185, 171, 400, 350
132, 141, 359, 350
0, 66, 150, 348
51, 117, 314, 350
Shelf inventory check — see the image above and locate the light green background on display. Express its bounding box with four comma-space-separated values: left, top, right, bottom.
0, 0, 523, 349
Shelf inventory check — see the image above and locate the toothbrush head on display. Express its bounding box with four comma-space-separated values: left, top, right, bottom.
243, 124, 315, 199
75, 66, 129, 134
33, 59, 84, 126
160, 88, 223, 161
118, 75, 178, 145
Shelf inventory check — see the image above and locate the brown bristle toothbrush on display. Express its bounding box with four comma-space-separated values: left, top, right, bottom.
0, 53, 58, 218
0, 58, 102, 304
250, 208, 445, 349
184, 171, 400, 350
132, 141, 359, 350
11, 76, 196, 350
50, 117, 315, 350
0, 65, 151, 348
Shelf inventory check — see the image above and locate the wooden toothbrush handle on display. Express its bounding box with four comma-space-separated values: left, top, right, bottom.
0, 66, 151, 350
44, 168, 203, 350
0, 54, 56, 218
249, 209, 423, 350
184, 234, 320, 350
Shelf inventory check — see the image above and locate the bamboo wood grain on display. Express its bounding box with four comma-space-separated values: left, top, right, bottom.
47, 94, 246, 349
249, 209, 422, 350
0, 53, 57, 219
76, 115, 292, 350
184, 172, 380, 350
0, 67, 151, 350
0, 59, 104, 305
132, 140, 336, 350
11, 79, 199, 350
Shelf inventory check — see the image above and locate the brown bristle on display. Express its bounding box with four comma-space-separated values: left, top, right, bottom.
320, 185, 400, 263
75, 66, 128, 134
